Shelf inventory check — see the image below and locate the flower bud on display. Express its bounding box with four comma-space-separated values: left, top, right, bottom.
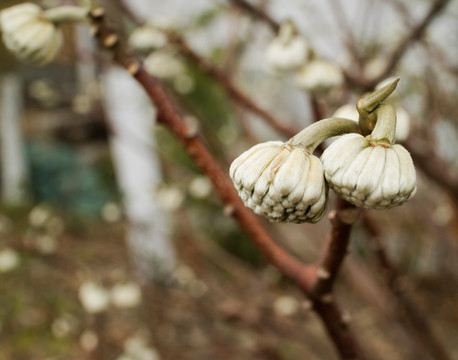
265, 21, 308, 72
321, 133, 416, 209
230, 141, 327, 223
295, 59, 343, 93
0, 3, 63, 65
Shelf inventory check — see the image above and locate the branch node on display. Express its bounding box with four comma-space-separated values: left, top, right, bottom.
338, 207, 360, 225
127, 61, 140, 76
90, 7, 105, 19
320, 294, 334, 303
317, 267, 331, 279
103, 34, 119, 48
342, 311, 352, 324
223, 204, 235, 217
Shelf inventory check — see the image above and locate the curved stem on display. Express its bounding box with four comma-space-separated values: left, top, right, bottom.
44, 6, 89, 25
367, 103, 397, 144
288, 118, 360, 152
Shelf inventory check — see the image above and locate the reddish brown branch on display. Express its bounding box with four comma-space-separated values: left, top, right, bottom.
310, 199, 359, 298
170, 34, 297, 138
362, 213, 452, 360
89, 8, 366, 359
227, 0, 280, 33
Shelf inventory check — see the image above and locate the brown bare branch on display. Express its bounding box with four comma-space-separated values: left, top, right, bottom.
169, 34, 297, 138
88, 8, 367, 359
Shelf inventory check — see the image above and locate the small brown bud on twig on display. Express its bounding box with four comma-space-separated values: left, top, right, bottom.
317, 268, 331, 279
103, 34, 118, 48
127, 61, 140, 75
90, 8, 105, 19
223, 205, 235, 217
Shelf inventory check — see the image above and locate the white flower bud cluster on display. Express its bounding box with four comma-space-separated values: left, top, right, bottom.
230, 141, 327, 223
264, 20, 343, 93
0, 3, 62, 65
321, 133, 417, 209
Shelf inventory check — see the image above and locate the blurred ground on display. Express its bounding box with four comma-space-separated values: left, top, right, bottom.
0, 208, 457, 360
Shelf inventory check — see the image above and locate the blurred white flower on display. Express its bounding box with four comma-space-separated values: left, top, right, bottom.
173, 265, 195, 286
188, 176, 212, 199
296, 59, 343, 93
156, 187, 185, 212
28, 205, 52, 228
128, 25, 167, 53
110, 282, 142, 308
144, 49, 185, 80
79, 330, 99, 351
119, 336, 161, 360
333, 104, 359, 120
266, 21, 308, 72
0, 248, 20, 273
0, 3, 62, 65
78, 282, 110, 313
173, 74, 195, 94
36, 235, 57, 254
273, 296, 299, 317
101, 202, 122, 223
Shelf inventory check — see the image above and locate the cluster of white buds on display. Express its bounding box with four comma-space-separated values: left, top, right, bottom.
0, 3, 87, 65
264, 20, 343, 94
230, 119, 359, 223
230, 78, 417, 223
322, 79, 417, 209
265, 20, 309, 72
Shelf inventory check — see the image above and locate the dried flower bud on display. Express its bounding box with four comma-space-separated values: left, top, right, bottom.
265, 21, 308, 72
321, 133, 416, 209
296, 59, 343, 93
230, 141, 327, 223
0, 3, 63, 65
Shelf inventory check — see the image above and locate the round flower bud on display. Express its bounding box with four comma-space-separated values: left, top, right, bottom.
265, 21, 308, 72
0, 3, 63, 65
321, 133, 417, 209
230, 141, 328, 223
296, 59, 343, 93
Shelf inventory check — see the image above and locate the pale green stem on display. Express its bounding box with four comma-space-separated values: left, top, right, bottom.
357, 77, 399, 135
287, 118, 360, 152
43, 6, 89, 25
367, 103, 397, 144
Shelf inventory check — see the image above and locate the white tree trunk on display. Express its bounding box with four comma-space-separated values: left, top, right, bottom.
102, 66, 176, 281
0, 73, 27, 205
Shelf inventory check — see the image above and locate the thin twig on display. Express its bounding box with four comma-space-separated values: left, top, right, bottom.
88, 8, 366, 359
169, 33, 297, 138
367, 0, 451, 88
226, 0, 280, 33
362, 213, 452, 360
